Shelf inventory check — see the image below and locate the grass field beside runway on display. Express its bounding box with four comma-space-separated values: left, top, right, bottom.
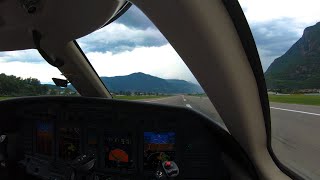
0, 95, 169, 101
268, 94, 320, 106
113, 95, 169, 100
1, 94, 319, 106
0, 97, 12, 101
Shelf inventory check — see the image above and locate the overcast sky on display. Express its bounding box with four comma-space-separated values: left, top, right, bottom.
0, 1, 319, 84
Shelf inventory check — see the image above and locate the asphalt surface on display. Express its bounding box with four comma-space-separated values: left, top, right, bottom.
270, 102, 320, 179
139, 95, 320, 180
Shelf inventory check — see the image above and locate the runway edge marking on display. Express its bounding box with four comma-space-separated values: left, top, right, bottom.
270, 107, 320, 116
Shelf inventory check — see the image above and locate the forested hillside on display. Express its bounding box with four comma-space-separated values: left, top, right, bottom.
0, 73, 74, 96
265, 22, 320, 91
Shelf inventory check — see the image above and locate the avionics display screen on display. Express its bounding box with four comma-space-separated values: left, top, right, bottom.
58, 128, 81, 160
144, 132, 175, 169
36, 121, 53, 156
87, 128, 98, 156
88, 128, 98, 147
104, 132, 133, 168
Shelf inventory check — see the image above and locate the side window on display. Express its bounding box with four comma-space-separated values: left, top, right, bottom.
0, 49, 77, 98
239, 0, 320, 179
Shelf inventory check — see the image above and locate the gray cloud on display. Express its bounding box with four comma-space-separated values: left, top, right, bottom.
116, 5, 156, 29
249, 18, 305, 71
77, 5, 167, 54
0, 49, 43, 63
78, 20, 167, 54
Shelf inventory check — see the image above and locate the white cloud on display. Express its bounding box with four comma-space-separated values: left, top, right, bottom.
78, 22, 166, 52
239, 0, 320, 71
239, 0, 320, 38
0, 49, 64, 83
0, 49, 43, 62
86, 23, 160, 43
86, 44, 198, 83
0, 44, 198, 84
239, 0, 320, 25
0, 61, 64, 83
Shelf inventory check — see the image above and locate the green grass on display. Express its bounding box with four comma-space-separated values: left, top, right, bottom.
188, 94, 208, 97
0, 97, 13, 101
113, 95, 169, 100
268, 94, 320, 106
0, 95, 169, 101
2, 95, 319, 106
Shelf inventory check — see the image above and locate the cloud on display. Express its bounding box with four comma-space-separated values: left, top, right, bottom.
239, 0, 320, 24
2, 3, 319, 85
0, 61, 64, 84
0, 49, 44, 63
116, 5, 156, 29
239, 0, 320, 71
0, 49, 64, 83
78, 22, 167, 53
77, 5, 167, 54
0, 45, 199, 84
86, 44, 198, 84
250, 18, 303, 71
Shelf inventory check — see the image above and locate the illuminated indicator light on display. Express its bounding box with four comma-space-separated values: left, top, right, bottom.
165, 161, 171, 168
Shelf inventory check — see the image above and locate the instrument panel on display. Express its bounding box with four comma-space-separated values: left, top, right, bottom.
0, 97, 233, 180
23, 119, 181, 179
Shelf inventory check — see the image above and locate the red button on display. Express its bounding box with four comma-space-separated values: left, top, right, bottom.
165, 161, 171, 168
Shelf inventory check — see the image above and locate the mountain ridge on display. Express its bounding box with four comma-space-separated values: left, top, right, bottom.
99, 72, 204, 94
265, 22, 320, 90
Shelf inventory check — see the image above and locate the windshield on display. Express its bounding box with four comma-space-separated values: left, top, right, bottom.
77, 5, 226, 128
239, 0, 320, 179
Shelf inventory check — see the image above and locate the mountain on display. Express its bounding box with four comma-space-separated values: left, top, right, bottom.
100, 72, 204, 94
265, 22, 320, 90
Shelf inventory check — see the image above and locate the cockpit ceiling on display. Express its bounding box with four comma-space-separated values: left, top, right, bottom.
0, 0, 127, 51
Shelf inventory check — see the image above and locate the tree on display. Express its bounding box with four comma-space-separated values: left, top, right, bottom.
0, 73, 75, 96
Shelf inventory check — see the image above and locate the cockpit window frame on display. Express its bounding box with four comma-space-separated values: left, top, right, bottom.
222, 0, 303, 179
69, 3, 133, 99
73, 40, 114, 98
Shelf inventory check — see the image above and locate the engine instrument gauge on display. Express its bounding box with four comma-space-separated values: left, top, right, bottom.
104, 132, 133, 169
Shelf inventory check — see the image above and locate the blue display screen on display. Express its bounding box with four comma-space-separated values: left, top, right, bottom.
144, 132, 175, 144
37, 121, 53, 133
143, 132, 176, 169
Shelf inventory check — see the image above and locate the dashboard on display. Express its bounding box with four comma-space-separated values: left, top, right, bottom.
0, 97, 257, 180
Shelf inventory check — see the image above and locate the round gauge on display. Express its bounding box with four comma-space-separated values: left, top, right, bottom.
108, 149, 129, 163
104, 132, 133, 169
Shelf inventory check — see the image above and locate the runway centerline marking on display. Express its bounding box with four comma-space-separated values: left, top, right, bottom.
186, 104, 192, 108
270, 107, 320, 116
